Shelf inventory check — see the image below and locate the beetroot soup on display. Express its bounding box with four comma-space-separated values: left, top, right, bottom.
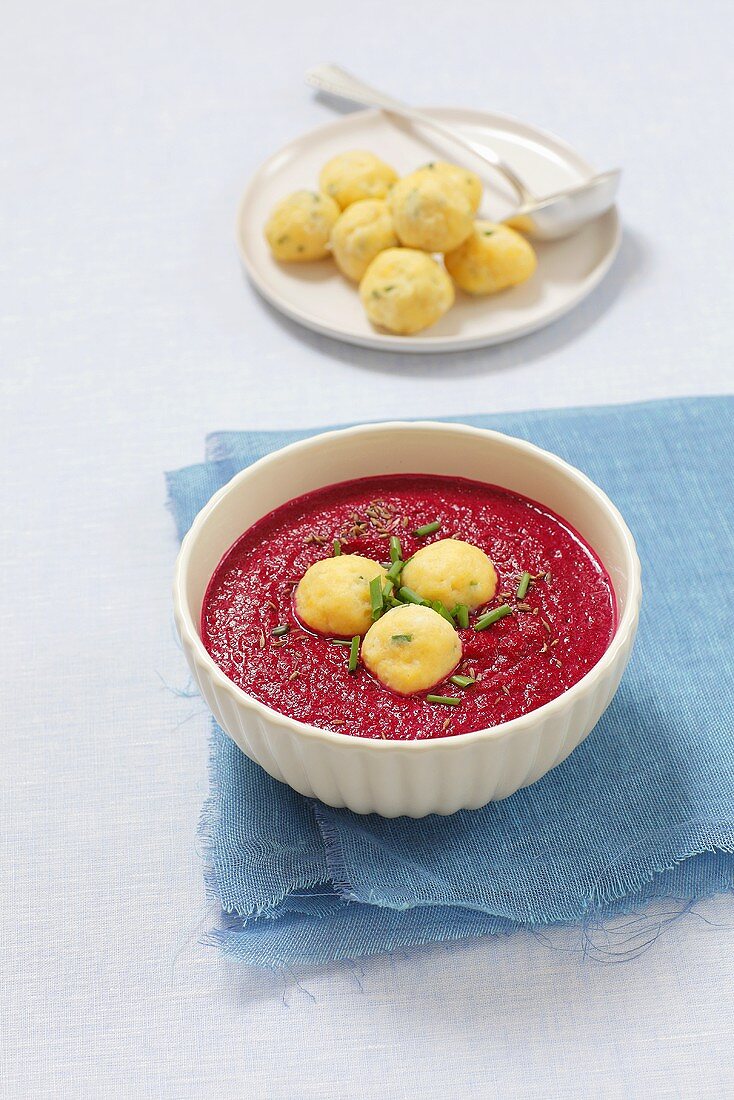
201, 474, 616, 740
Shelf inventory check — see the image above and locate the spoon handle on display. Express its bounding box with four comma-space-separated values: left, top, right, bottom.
305, 64, 532, 204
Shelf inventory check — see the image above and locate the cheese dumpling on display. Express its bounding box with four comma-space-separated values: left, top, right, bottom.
319, 151, 398, 209
295, 555, 386, 637
265, 190, 340, 262
389, 171, 473, 253
401, 538, 497, 611
415, 161, 482, 213
362, 605, 462, 696
444, 221, 537, 294
330, 200, 398, 282
360, 248, 454, 335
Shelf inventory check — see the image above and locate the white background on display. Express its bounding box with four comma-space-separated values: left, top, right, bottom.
3, 2, 733, 1097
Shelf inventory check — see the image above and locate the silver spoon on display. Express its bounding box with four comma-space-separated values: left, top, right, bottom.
305, 64, 621, 241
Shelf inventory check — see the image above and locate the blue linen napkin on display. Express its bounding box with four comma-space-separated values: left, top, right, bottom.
167, 397, 734, 967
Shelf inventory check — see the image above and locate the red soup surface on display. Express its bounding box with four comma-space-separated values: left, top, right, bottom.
201, 474, 616, 740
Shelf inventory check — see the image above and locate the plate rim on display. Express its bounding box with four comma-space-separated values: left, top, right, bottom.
235, 106, 621, 353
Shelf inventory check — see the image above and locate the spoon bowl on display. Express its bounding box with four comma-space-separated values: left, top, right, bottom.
509, 169, 622, 241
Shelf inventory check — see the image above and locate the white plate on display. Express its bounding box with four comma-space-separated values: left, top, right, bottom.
236, 107, 620, 353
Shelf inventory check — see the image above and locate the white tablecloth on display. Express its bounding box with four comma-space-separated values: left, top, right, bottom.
3, 2, 733, 1097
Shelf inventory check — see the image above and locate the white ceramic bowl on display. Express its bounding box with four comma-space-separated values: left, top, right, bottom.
173, 422, 641, 817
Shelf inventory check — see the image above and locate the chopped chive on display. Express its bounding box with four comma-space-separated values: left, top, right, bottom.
389, 535, 403, 563
386, 559, 404, 584
516, 571, 531, 599
474, 605, 513, 631
383, 578, 394, 599
333, 538, 342, 556
426, 695, 462, 706
431, 600, 456, 626
391, 633, 413, 643
398, 586, 430, 606
272, 624, 290, 637
413, 520, 441, 538
450, 674, 476, 688
331, 639, 352, 646
452, 603, 469, 629
348, 635, 360, 672
369, 575, 384, 620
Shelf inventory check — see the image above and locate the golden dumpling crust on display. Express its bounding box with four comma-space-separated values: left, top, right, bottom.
295, 554, 387, 638
362, 604, 462, 696
319, 151, 398, 209
444, 221, 538, 295
359, 248, 454, 335
388, 171, 474, 253
264, 190, 340, 262
503, 213, 535, 235
416, 161, 483, 213
401, 538, 497, 611
330, 200, 399, 282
